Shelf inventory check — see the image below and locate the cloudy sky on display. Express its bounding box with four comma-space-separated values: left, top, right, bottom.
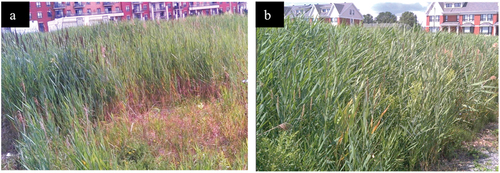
285, 0, 431, 25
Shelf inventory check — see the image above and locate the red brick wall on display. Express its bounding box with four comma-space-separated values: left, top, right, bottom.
458, 15, 462, 24
439, 15, 444, 24
30, 2, 54, 32
121, 2, 133, 20
426, 16, 430, 26
447, 15, 457, 22
474, 14, 481, 34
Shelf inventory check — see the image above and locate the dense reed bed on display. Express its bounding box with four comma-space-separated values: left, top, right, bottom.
2, 15, 247, 170
256, 19, 498, 171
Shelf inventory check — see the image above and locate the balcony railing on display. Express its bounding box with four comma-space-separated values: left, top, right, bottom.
103, 2, 114, 6
74, 3, 85, 8
63, 10, 123, 17
54, 3, 66, 9
55, 14, 63, 18
133, 9, 142, 13
155, 6, 166, 11
191, 2, 219, 7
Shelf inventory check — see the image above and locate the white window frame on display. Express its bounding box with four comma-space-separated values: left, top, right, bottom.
334, 17, 338, 23
126, 6, 130, 12
463, 14, 474, 22
46, 2, 50, 6
37, 11, 42, 18
480, 27, 491, 34
36, 2, 41, 7
454, 3, 461, 7
446, 3, 452, 8
350, 18, 354, 25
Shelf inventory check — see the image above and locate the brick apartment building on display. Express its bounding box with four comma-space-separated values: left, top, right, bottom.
30, 2, 55, 32
26, 2, 247, 32
425, 2, 498, 35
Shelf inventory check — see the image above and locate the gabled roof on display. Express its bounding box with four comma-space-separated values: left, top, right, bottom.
284, 4, 316, 18
314, 3, 335, 17
426, 2, 498, 14
335, 3, 345, 14
285, 2, 362, 20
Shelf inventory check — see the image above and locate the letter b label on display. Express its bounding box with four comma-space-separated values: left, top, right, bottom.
256, 2, 284, 28
264, 10, 271, 20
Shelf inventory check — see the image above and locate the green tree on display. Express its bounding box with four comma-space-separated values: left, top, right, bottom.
400, 11, 418, 27
375, 11, 397, 23
363, 14, 374, 24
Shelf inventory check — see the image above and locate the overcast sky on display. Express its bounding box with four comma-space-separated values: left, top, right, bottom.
285, 0, 500, 25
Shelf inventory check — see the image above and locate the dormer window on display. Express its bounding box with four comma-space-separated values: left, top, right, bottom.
446, 3, 452, 7
322, 9, 329, 13
454, 3, 461, 7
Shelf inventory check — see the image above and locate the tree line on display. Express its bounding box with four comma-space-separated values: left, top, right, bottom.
363, 11, 420, 28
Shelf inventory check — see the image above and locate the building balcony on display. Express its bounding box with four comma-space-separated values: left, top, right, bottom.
133, 2, 140, 4
133, 9, 142, 13
74, 3, 85, 8
189, 5, 219, 10
62, 10, 124, 18
103, 2, 114, 6
154, 6, 167, 11
54, 3, 66, 9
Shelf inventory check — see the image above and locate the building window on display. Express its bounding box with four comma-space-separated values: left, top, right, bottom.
86, 2, 90, 5
430, 27, 439, 32
445, 15, 448, 21
87, 9, 91, 14
226, 7, 229, 12
143, 4, 147, 10
127, 16, 131, 20
37, 11, 42, 18
96, 2, 100, 4
480, 27, 492, 34
126, 6, 130, 12
463, 27, 474, 33
430, 15, 440, 22
116, 7, 119, 12
67, 10, 71, 15
29, 13, 31, 19
350, 18, 354, 25
480, 14, 493, 21
36, 2, 41, 7
334, 18, 338, 23
97, 8, 101, 13
446, 3, 452, 7
463, 14, 474, 22
66, 2, 70, 6
47, 11, 52, 17
46, 2, 51, 6
454, 3, 461, 7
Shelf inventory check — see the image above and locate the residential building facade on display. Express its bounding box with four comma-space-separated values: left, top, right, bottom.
425, 2, 498, 35
284, 3, 363, 26
30, 2, 55, 32
25, 2, 246, 32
